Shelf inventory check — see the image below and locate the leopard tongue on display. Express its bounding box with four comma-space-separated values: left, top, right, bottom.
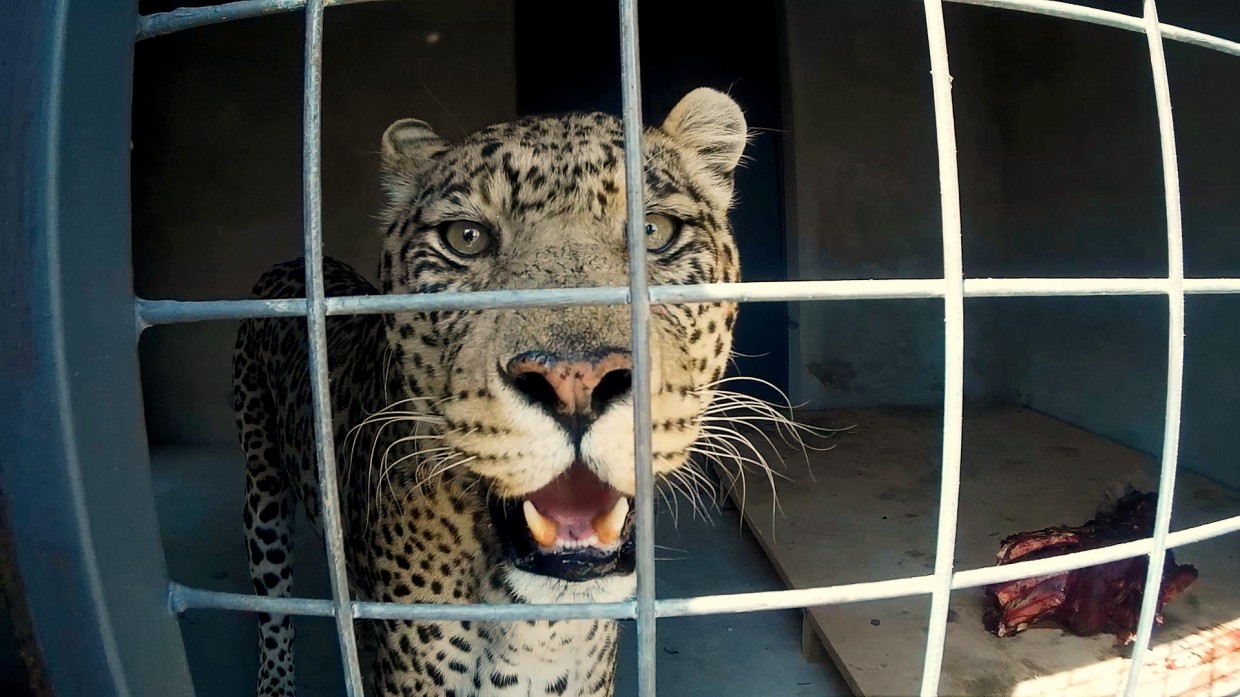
522, 498, 629, 548
523, 461, 627, 547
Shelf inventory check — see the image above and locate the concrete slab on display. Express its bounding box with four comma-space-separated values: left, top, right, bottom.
722, 405, 1240, 697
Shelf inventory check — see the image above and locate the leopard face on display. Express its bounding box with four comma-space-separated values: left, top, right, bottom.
377, 88, 747, 581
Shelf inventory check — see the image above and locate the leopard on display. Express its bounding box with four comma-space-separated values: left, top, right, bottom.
232, 87, 755, 697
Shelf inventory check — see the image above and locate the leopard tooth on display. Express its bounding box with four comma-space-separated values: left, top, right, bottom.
523, 501, 559, 548
593, 497, 630, 546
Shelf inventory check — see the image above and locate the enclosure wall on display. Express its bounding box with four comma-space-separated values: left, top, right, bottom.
132, 0, 517, 444
783, 1, 1240, 489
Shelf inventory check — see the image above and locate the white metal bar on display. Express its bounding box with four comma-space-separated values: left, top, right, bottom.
135, 0, 1240, 59
136, 0, 386, 41
945, 0, 1240, 58
617, 0, 657, 694
655, 576, 938, 618
1122, 2, 1187, 695
170, 582, 637, 620
1182, 277, 1240, 294
953, 537, 1154, 589
169, 513, 1240, 619
301, 2, 365, 694
1165, 513, 1240, 548
134, 276, 1240, 328
956, 515, 1240, 590
966, 277, 1169, 296
920, 2, 966, 694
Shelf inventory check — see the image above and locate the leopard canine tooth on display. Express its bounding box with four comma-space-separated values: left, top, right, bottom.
592, 497, 630, 545
522, 501, 559, 547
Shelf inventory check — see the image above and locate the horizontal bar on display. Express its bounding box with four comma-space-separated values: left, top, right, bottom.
955, 513, 1240, 590
136, 297, 307, 325
952, 538, 1153, 589
967, 277, 1169, 296
355, 598, 634, 622
135, 287, 631, 326
975, 277, 1240, 296
169, 583, 638, 621
170, 514, 1238, 621
136, 0, 385, 41
946, 0, 1240, 58
1166, 513, 1240, 547
655, 575, 936, 618
170, 584, 337, 617
1182, 278, 1240, 294
134, 0, 1240, 57
135, 277, 1240, 327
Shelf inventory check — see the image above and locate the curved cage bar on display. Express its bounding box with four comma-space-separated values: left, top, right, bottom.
0, 2, 195, 695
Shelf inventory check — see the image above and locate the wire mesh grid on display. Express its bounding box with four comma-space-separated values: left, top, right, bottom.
134, 1, 1240, 695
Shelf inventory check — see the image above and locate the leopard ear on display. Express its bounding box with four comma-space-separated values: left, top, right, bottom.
660, 88, 748, 177
380, 118, 447, 180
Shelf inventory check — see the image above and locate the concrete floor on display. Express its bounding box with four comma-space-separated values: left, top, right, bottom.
151, 446, 850, 696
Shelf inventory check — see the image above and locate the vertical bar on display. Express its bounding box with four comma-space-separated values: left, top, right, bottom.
918, 1, 966, 695
617, 0, 656, 694
1122, 1, 1185, 694
302, 1, 365, 694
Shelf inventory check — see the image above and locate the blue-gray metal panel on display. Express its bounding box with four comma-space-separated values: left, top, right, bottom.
0, 1, 195, 695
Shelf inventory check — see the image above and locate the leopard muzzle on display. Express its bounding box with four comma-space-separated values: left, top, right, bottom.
489, 349, 637, 582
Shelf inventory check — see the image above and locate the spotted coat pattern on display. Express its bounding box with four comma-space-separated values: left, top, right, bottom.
233, 88, 749, 696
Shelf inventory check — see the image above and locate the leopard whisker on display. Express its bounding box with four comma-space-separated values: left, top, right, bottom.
696, 426, 787, 531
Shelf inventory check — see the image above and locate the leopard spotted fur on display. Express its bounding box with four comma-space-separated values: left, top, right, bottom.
232, 88, 749, 697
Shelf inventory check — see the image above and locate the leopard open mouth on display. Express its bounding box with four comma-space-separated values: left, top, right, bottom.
488, 461, 635, 582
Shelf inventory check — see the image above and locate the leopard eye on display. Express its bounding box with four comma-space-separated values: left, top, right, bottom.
643, 213, 678, 252
441, 220, 494, 257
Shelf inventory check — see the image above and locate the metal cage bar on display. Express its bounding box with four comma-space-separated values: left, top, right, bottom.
136, 0, 1240, 58
300, 0, 365, 693
167, 509, 1240, 619
616, 0, 659, 693
133, 276, 1240, 327
135, 0, 385, 40
918, 1, 966, 693
1121, 2, 1187, 695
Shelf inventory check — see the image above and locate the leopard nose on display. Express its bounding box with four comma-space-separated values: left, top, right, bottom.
504, 349, 633, 418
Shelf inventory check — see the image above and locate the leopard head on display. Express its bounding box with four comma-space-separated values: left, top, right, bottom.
377, 88, 747, 583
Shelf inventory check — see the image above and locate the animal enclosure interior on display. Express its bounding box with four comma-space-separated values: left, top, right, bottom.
60, 0, 1240, 695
